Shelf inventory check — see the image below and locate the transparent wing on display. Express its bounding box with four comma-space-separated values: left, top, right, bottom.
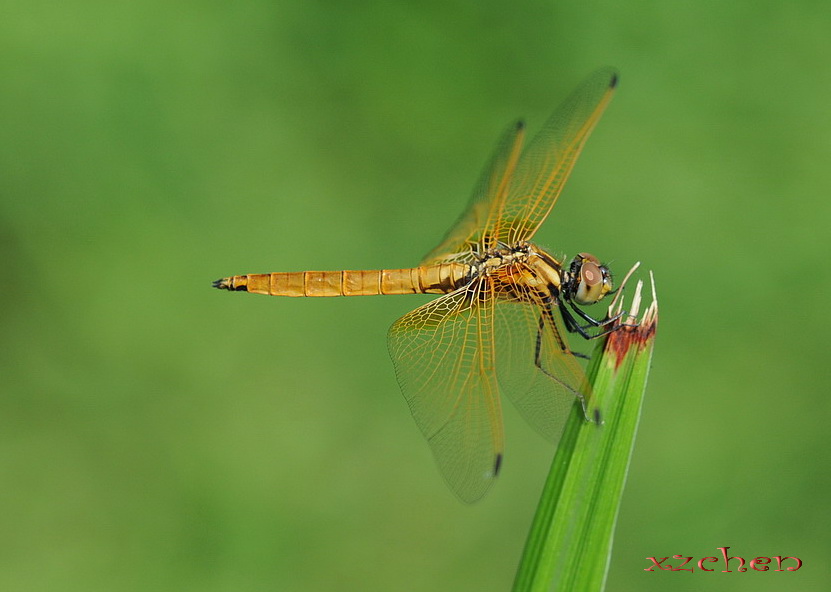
387, 281, 504, 503
421, 121, 525, 265
492, 286, 592, 443
495, 68, 617, 245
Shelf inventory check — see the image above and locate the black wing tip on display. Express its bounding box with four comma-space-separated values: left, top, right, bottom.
609, 71, 619, 89
514, 120, 525, 131
494, 453, 503, 476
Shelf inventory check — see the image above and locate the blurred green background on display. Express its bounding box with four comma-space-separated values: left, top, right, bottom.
2, 1, 829, 590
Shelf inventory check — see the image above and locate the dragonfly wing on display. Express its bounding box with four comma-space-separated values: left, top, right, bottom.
421, 121, 525, 265
493, 293, 592, 443
496, 68, 618, 246
388, 282, 504, 503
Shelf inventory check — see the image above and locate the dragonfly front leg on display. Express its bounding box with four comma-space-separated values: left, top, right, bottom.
559, 299, 625, 341
567, 296, 625, 328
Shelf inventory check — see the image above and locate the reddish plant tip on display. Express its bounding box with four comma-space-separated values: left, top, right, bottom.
604, 272, 658, 368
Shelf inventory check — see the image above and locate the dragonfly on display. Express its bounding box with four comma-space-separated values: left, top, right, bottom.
214, 68, 623, 503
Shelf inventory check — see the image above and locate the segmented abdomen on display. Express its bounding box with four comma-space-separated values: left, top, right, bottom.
214, 263, 470, 297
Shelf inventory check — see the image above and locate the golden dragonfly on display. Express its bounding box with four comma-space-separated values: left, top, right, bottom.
214, 68, 623, 503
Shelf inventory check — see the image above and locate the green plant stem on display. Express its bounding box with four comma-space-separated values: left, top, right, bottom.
512, 286, 656, 592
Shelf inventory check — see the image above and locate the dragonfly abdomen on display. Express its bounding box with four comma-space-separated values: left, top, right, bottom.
213, 263, 470, 297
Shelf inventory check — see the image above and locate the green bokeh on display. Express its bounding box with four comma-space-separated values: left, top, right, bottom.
2, 2, 828, 590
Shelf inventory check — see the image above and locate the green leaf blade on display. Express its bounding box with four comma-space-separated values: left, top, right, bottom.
513, 275, 658, 592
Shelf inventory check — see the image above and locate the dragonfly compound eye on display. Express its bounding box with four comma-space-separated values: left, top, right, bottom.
574, 258, 613, 305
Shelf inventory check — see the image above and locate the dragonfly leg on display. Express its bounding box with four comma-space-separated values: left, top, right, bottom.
535, 307, 592, 419
559, 303, 596, 340
559, 300, 630, 341
567, 297, 625, 328
536, 305, 588, 359
566, 297, 639, 335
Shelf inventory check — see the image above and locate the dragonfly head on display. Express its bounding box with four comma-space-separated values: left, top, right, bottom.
569, 253, 613, 305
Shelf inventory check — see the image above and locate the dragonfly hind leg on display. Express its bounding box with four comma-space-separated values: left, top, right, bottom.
534, 307, 592, 418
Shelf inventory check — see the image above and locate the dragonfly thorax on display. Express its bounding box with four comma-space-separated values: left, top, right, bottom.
468, 241, 566, 303
478, 241, 533, 269
470, 244, 613, 309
